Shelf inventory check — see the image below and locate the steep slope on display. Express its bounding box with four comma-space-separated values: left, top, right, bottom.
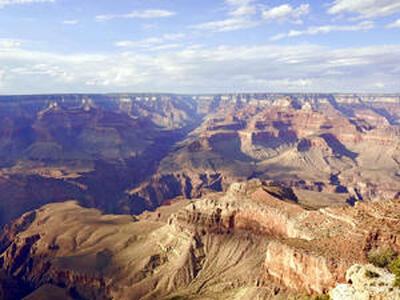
0, 180, 399, 299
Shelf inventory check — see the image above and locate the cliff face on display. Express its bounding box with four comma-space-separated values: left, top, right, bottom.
262, 197, 400, 294
265, 241, 349, 294
0, 198, 274, 300
0, 93, 399, 225
149, 94, 400, 209
0, 181, 399, 299
0, 94, 202, 225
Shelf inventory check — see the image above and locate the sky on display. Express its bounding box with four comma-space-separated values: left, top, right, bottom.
0, 0, 399, 94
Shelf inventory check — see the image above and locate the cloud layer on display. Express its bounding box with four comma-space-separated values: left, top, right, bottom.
1, 0, 400, 93
1, 41, 399, 94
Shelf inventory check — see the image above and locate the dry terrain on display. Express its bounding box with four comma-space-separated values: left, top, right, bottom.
0, 93, 399, 299
0, 180, 399, 299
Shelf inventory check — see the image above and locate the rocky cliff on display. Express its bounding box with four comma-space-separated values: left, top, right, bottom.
0, 181, 399, 299
136, 93, 400, 210
0, 93, 399, 225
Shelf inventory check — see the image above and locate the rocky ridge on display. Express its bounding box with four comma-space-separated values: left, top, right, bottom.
0, 180, 399, 299
0, 93, 399, 225
130, 94, 400, 211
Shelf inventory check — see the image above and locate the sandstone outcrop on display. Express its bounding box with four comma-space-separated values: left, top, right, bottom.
330, 264, 400, 300
265, 241, 349, 294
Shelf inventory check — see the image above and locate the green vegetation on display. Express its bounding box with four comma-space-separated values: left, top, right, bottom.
168, 297, 189, 300
365, 270, 380, 278
313, 295, 331, 300
368, 247, 397, 268
389, 256, 400, 287
367, 247, 400, 288
288, 292, 331, 300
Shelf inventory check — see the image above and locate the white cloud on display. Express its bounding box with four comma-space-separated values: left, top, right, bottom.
0, 38, 21, 49
230, 4, 256, 16
163, 33, 186, 41
191, 17, 258, 32
248, 78, 313, 89
0, 0, 53, 8
226, 0, 256, 16
387, 19, 400, 28
262, 4, 310, 24
0, 69, 4, 87
96, 9, 175, 22
328, 0, 400, 19
225, 0, 253, 5
115, 33, 185, 48
1, 42, 399, 94
150, 44, 182, 51
191, 0, 259, 32
142, 23, 158, 30
62, 20, 78, 25
271, 21, 374, 40
10, 63, 75, 82
115, 38, 163, 48
124, 10, 175, 18
192, 2, 309, 32
226, 0, 257, 17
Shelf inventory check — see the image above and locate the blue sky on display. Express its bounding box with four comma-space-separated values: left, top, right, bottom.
0, 0, 399, 94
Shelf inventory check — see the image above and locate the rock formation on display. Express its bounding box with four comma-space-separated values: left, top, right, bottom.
0, 93, 399, 299
0, 93, 399, 225
0, 181, 399, 299
330, 264, 400, 300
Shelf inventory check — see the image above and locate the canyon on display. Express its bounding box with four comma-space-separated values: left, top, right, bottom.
0, 180, 399, 299
0, 93, 399, 299
0, 93, 399, 224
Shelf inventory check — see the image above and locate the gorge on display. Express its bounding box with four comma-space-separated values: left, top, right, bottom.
0, 93, 399, 299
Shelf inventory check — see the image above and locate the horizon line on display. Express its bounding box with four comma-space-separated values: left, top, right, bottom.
0, 92, 400, 97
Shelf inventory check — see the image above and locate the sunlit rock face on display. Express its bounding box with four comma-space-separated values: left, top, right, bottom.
144, 93, 400, 211
264, 241, 349, 294
0, 181, 399, 299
